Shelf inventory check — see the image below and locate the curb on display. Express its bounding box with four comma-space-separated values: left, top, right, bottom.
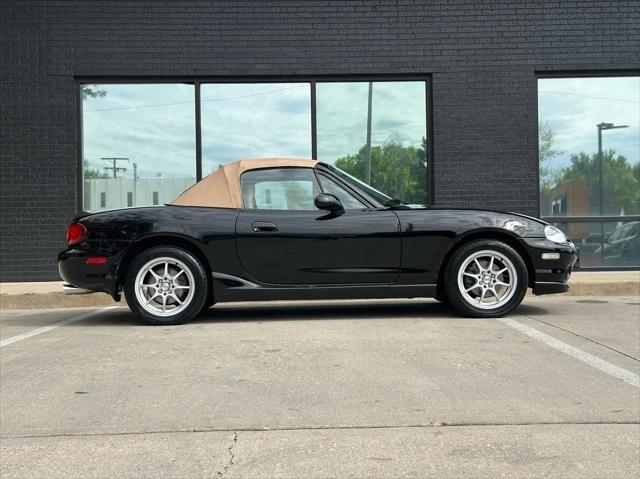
1, 274, 638, 310
0, 292, 120, 310
564, 281, 639, 297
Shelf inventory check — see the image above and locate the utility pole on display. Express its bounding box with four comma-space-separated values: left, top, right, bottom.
101, 157, 130, 178
365, 82, 373, 185
133, 162, 138, 206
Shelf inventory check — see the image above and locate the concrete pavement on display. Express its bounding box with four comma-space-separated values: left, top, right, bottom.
1, 296, 639, 477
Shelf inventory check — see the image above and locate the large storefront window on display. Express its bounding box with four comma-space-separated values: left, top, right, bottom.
81, 83, 196, 211
538, 76, 640, 267
201, 83, 312, 174
548, 220, 640, 268
316, 81, 428, 204
81, 79, 428, 211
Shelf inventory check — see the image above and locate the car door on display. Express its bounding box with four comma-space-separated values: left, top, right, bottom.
235, 167, 401, 285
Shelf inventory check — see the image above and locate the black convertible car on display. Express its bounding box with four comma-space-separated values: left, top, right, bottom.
59, 158, 578, 325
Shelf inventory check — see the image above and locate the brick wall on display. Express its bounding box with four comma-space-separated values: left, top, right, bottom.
2, 0, 639, 281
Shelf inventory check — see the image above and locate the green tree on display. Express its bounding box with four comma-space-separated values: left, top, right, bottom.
553, 150, 640, 215
334, 136, 427, 204
539, 121, 561, 194
83, 160, 110, 179
81, 86, 106, 100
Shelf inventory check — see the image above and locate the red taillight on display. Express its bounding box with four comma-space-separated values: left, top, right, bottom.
66, 223, 87, 245
86, 256, 108, 264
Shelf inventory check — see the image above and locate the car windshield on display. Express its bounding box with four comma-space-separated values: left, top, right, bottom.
324, 164, 407, 207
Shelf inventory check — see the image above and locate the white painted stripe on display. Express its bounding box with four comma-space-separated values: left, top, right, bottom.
498, 317, 639, 388
0, 306, 118, 348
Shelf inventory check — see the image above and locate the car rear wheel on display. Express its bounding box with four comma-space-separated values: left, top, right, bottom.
443, 240, 528, 317
124, 246, 209, 325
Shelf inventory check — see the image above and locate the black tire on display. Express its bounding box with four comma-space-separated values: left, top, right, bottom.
443, 240, 528, 318
124, 246, 209, 325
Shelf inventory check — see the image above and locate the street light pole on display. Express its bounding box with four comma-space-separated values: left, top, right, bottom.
597, 124, 603, 217
595, 122, 628, 264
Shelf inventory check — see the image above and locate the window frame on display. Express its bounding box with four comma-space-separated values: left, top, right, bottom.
75, 74, 433, 212
536, 70, 640, 270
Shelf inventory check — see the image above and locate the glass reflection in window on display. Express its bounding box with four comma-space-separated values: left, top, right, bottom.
81, 83, 196, 211
551, 220, 639, 267
201, 83, 312, 174
538, 77, 640, 217
316, 81, 427, 205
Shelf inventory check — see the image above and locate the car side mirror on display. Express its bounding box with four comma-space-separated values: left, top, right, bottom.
314, 193, 344, 214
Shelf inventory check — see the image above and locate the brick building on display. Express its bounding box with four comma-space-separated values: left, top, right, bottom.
2, 1, 639, 280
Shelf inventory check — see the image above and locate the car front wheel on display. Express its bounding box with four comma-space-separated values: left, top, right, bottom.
124, 246, 209, 325
443, 240, 528, 317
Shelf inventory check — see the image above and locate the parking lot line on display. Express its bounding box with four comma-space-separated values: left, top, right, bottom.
0, 306, 118, 348
499, 317, 639, 388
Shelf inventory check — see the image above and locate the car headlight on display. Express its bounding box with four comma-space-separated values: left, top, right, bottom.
544, 225, 567, 243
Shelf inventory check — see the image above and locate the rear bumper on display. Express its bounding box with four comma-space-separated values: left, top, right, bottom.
58, 249, 119, 299
521, 237, 579, 296
62, 283, 93, 295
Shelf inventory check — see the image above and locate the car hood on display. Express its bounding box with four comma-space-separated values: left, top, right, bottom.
506, 211, 548, 226
396, 206, 548, 238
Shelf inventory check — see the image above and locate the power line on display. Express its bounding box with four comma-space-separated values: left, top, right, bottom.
101, 157, 129, 178
83, 85, 307, 113
539, 90, 640, 104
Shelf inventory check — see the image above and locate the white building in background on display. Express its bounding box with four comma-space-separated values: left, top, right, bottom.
84, 177, 195, 211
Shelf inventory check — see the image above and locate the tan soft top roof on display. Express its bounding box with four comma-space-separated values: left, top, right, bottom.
170, 158, 317, 208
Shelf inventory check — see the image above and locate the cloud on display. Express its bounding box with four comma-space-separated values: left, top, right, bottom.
316, 81, 427, 161
200, 83, 312, 172
83, 83, 196, 178
538, 76, 640, 169
82, 81, 429, 179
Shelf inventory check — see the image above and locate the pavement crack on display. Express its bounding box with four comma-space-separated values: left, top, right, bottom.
217, 431, 237, 478
3, 421, 639, 440
518, 313, 640, 362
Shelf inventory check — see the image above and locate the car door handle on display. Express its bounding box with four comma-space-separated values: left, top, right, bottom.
251, 221, 278, 232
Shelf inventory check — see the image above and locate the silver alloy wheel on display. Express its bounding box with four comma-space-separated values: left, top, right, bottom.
134, 257, 195, 317
456, 249, 518, 310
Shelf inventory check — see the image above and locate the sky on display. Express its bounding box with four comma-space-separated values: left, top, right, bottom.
538, 76, 640, 169
82, 81, 427, 179
82, 77, 638, 181
316, 81, 427, 161
83, 83, 197, 179
200, 83, 311, 174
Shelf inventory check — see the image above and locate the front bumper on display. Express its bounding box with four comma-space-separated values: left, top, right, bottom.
531, 281, 570, 295
521, 237, 579, 295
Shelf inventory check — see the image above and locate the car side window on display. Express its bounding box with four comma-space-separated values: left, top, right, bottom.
317, 173, 367, 210
621, 224, 636, 239
241, 168, 321, 210
608, 227, 623, 242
